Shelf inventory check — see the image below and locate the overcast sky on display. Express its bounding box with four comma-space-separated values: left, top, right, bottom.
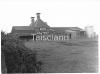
0, 0, 100, 33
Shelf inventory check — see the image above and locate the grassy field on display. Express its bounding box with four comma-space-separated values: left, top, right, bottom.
24, 38, 98, 73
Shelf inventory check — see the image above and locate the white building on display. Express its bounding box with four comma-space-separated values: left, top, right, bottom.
85, 26, 96, 38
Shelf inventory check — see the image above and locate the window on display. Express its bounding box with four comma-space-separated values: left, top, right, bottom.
40, 28, 46, 30
49, 29, 55, 31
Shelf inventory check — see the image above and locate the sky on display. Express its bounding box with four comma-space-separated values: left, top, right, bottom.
0, 0, 100, 34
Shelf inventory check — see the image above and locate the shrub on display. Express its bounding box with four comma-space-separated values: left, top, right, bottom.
1, 31, 42, 73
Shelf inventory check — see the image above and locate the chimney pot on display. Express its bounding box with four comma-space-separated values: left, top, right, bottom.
31, 17, 35, 19
36, 13, 41, 20
36, 13, 40, 15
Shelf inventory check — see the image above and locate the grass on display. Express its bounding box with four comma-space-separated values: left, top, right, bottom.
24, 38, 98, 73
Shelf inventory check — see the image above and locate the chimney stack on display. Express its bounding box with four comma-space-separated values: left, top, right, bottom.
36, 13, 40, 20
30, 17, 35, 26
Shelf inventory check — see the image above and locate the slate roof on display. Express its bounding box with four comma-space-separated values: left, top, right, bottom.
12, 26, 83, 34
35, 19, 50, 28
51, 27, 83, 33
51, 27, 83, 31
12, 26, 82, 30
12, 26, 35, 30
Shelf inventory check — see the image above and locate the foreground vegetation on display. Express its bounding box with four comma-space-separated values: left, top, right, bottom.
1, 31, 98, 73
1, 31, 42, 73
25, 38, 98, 73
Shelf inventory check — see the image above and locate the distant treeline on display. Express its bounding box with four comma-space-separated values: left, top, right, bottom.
1, 31, 42, 73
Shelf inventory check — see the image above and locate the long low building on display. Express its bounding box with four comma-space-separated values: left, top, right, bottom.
11, 13, 86, 40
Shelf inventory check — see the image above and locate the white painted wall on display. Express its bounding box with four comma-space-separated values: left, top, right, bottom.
85, 26, 96, 38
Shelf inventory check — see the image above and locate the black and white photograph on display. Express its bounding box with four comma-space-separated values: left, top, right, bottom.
0, 0, 99, 73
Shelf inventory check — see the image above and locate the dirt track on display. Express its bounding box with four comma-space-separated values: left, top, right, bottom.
24, 38, 98, 73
